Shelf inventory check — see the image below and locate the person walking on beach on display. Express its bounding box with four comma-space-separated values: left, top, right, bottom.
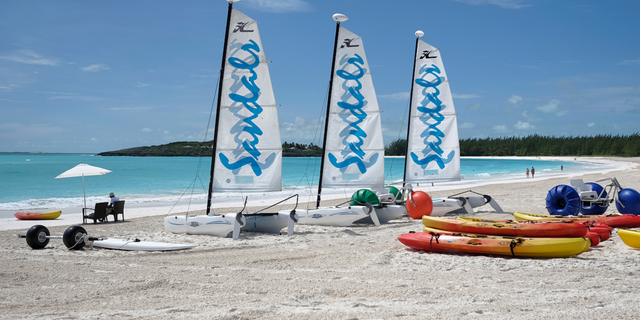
531, 167, 535, 178
561, 165, 563, 171
526, 168, 530, 178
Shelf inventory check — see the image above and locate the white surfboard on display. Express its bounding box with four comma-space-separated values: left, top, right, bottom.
90, 238, 196, 251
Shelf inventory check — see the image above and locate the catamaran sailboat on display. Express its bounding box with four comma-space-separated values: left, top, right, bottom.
277, 13, 404, 227
404, 30, 502, 216
165, 0, 296, 239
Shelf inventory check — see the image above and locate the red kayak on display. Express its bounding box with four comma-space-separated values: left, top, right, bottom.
425, 216, 588, 238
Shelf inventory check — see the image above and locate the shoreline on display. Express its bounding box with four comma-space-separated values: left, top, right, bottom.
1, 156, 637, 231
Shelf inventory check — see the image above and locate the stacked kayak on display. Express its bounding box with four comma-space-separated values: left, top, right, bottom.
422, 216, 588, 238
514, 212, 640, 228
14, 210, 62, 220
398, 215, 593, 258
457, 217, 611, 246
398, 228, 590, 258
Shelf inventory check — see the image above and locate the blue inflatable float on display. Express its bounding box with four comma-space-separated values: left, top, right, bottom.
616, 188, 640, 215
545, 185, 581, 216
580, 182, 609, 215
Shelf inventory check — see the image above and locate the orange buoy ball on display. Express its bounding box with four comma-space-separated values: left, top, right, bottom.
406, 191, 433, 219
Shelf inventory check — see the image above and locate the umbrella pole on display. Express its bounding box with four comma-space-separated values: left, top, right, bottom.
82, 174, 86, 209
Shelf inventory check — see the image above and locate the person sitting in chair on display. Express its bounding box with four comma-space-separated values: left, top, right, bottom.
106, 192, 120, 216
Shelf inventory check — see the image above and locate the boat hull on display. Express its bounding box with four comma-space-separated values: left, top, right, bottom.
284, 206, 370, 227
354, 205, 405, 224
618, 229, 640, 248
241, 212, 291, 234
423, 215, 588, 237
514, 212, 640, 228
164, 214, 237, 237
14, 210, 62, 220
398, 229, 589, 258
431, 196, 487, 216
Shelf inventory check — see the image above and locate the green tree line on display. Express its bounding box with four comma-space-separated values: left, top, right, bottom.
384, 134, 640, 157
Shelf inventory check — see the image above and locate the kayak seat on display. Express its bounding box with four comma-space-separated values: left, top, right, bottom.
112, 200, 125, 222
83, 202, 109, 224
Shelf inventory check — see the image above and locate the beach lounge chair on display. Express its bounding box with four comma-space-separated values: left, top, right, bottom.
83, 202, 109, 224
112, 200, 125, 222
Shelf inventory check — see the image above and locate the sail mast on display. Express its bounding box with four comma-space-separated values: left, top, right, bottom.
402, 30, 424, 187
316, 13, 348, 209
207, 0, 236, 215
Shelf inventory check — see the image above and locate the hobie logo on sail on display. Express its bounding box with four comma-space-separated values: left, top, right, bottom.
410, 63, 455, 172
328, 53, 379, 176
419, 50, 438, 59
233, 21, 254, 33
220, 39, 275, 180
340, 38, 359, 48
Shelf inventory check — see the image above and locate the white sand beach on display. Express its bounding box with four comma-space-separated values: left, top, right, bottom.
2, 156, 640, 319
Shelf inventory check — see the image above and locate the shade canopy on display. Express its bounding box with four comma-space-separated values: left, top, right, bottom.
55, 163, 112, 179
55, 163, 112, 210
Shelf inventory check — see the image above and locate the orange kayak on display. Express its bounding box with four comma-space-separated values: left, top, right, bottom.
423, 216, 588, 237
14, 210, 62, 220
514, 212, 640, 228
398, 229, 590, 258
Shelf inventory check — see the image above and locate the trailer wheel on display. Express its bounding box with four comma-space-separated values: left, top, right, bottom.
63, 225, 87, 250
26, 225, 50, 249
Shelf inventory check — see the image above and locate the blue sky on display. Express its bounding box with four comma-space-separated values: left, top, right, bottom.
1, 0, 639, 153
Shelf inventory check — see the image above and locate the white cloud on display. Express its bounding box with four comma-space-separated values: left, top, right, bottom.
0, 49, 59, 66
378, 92, 410, 100
280, 116, 323, 143
588, 123, 595, 127
451, 0, 530, 9
43, 92, 104, 101
619, 58, 640, 65
0, 84, 19, 92
244, 0, 312, 13
142, 128, 152, 132
91, 137, 97, 141
507, 95, 523, 105
163, 130, 170, 135
521, 110, 539, 122
459, 122, 475, 129
493, 125, 509, 133
453, 93, 480, 99
81, 64, 110, 72
109, 106, 152, 112
536, 99, 567, 116
467, 102, 481, 110
514, 121, 534, 130
135, 82, 151, 87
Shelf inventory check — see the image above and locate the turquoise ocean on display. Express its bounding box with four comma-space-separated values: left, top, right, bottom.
0, 153, 612, 211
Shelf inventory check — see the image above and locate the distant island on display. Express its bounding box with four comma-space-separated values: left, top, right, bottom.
97, 141, 324, 157
96, 134, 640, 157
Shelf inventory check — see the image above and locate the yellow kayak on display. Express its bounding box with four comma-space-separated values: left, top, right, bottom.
416, 226, 590, 258
617, 229, 640, 249
14, 210, 62, 220
514, 212, 640, 228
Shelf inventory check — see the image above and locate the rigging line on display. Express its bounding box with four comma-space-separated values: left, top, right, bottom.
165, 71, 221, 215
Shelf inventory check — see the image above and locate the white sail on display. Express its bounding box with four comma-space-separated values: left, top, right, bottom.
405, 39, 461, 183
214, 9, 282, 192
321, 26, 385, 189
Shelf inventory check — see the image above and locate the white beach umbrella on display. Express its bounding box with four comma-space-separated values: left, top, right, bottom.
55, 163, 112, 209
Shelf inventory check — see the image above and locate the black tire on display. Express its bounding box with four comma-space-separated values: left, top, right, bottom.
26, 225, 50, 249
63, 225, 87, 250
